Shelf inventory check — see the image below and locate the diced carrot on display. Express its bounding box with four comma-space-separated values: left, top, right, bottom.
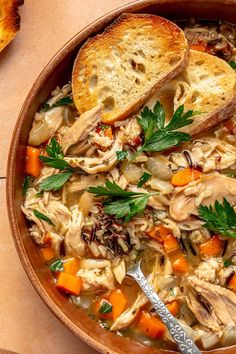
138, 311, 166, 339
171, 167, 202, 187
25, 146, 42, 178
166, 300, 181, 317
228, 274, 236, 291
93, 299, 113, 320
63, 258, 80, 275
163, 234, 180, 254
108, 288, 128, 320
190, 43, 206, 52
146, 224, 171, 242
42, 232, 52, 245
223, 118, 235, 134
41, 246, 55, 262
104, 127, 113, 140
172, 254, 190, 275
56, 272, 82, 296
199, 235, 223, 257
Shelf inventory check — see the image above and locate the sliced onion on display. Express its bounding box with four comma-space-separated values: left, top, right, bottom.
200, 331, 220, 349
80, 258, 111, 269
146, 156, 173, 180
45, 107, 64, 133
28, 120, 51, 145
222, 326, 236, 346
79, 191, 93, 216
149, 178, 174, 194
121, 162, 143, 184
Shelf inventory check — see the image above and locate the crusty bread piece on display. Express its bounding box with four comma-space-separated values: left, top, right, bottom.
72, 13, 189, 124
147, 49, 236, 136
0, 0, 23, 52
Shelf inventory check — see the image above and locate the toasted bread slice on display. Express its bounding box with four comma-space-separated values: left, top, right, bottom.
147, 50, 236, 136
0, 0, 23, 52
72, 13, 189, 124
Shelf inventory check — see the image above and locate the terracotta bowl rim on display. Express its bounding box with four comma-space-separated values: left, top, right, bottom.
6, 0, 236, 353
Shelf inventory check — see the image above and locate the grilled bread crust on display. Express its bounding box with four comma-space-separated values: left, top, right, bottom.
72, 13, 189, 124
0, 0, 24, 52
147, 49, 236, 136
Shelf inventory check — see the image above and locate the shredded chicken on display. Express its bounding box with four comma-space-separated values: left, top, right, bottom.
170, 172, 236, 221
65, 134, 123, 174
61, 104, 102, 154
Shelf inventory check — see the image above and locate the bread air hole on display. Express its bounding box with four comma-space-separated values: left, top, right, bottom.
130, 60, 146, 74
195, 60, 205, 66
169, 55, 181, 66
199, 74, 208, 80
89, 75, 98, 91
190, 91, 200, 103
103, 96, 115, 112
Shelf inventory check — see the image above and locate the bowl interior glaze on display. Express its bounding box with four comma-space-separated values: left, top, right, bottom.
7, 1, 236, 353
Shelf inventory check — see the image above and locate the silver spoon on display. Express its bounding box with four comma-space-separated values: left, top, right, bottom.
127, 260, 201, 354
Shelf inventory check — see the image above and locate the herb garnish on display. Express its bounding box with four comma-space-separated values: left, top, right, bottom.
39, 171, 73, 192
116, 151, 128, 161
42, 96, 73, 112
224, 259, 232, 268
99, 300, 113, 314
131, 101, 199, 160
229, 61, 236, 70
49, 259, 64, 272
137, 172, 152, 188
88, 181, 158, 221
38, 138, 84, 192
22, 176, 32, 196
199, 198, 236, 238
33, 209, 55, 226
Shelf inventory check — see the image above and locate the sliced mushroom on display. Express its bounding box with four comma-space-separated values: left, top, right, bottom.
65, 134, 123, 174
61, 104, 102, 154
170, 172, 236, 221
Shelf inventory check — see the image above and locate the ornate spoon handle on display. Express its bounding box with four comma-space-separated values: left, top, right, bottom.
127, 262, 201, 354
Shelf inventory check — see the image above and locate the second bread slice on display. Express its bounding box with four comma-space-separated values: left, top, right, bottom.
72, 13, 189, 124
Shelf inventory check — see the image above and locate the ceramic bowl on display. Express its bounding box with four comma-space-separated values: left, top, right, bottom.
7, 0, 236, 353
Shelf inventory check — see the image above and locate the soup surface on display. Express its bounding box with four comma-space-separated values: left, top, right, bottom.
22, 19, 236, 351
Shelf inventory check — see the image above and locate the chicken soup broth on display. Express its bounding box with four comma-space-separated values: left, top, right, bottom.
22, 19, 236, 351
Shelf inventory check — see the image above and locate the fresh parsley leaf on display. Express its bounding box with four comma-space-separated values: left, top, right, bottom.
101, 124, 110, 131
137, 172, 152, 188
39, 139, 85, 192
42, 96, 73, 112
132, 101, 199, 160
45, 137, 64, 159
116, 151, 128, 161
88, 181, 157, 221
39, 156, 74, 171
99, 300, 112, 314
22, 176, 32, 196
39, 171, 73, 192
49, 259, 64, 272
88, 181, 144, 198
33, 209, 55, 226
229, 61, 236, 70
224, 259, 232, 267
199, 198, 236, 238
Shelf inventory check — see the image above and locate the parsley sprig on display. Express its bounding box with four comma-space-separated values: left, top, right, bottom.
42, 96, 73, 112
131, 101, 199, 160
88, 181, 157, 222
199, 198, 236, 238
33, 209, 55, 226
38, 138, 84, 192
